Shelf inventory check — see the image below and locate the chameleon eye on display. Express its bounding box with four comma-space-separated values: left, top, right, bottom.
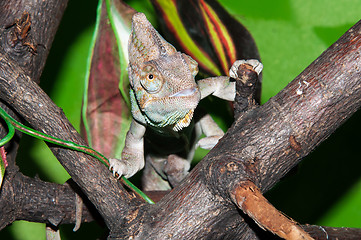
140, 66, 163, 93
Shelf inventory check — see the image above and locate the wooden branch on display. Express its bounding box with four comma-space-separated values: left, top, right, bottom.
204, 19, 361, 194
0, 171, 97, 231
0, 0, 68, 83
0, 0, 67, 173
0, 49, 143, 230
0, 1, 361, 238
302, 225, 361, 239
231, 181, 312, 240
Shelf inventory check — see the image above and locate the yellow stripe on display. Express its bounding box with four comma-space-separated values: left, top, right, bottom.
199, 5, 228, 74
200, 0, 236, 74
156, 0, 221, 76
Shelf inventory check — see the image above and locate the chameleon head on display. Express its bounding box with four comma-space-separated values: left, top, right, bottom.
128, 13, 200, 131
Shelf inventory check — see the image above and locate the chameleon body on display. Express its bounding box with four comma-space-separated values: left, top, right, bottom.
109, 13, 263, 189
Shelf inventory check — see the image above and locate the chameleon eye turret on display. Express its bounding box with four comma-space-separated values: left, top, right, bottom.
140, 65, 164, 94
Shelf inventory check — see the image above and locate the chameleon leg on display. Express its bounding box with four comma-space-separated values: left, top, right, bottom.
197, 59, 263, 102
196, 113, 225, 150
142, 154, 190, 190
197, 76, 235, 101
196, 59, 263, 150
163, 154, 190, 187
142, 156, 171, 191
154, 113, 226, 187
109, 120, 146, 179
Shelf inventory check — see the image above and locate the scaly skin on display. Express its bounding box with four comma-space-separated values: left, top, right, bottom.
109, 13, 263, 187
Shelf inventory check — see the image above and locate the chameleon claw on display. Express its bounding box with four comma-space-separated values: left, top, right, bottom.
109, 158, 125, 179
109, 157, 143, 179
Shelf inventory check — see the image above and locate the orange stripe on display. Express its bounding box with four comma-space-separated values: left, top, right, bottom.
199, 3, 228, 74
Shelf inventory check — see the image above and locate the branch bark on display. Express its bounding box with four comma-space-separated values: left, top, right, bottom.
0, 171, 98, 231
302, 225, 361, 239
0, 1, 361, 239
0, 0, 67, 83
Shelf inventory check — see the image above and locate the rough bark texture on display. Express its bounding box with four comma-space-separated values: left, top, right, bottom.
302, 225, 361, 240
0, 0, 67, 83
0, 1, 361, 239
0, 171, 98, 230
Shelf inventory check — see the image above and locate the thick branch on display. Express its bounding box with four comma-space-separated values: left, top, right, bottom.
0, 0, 92, 232
221, 21, 361, 192
0, 171, 97, 230
0, 0, 68, 173
0, 0, 68, 83
199, 20, 361, 194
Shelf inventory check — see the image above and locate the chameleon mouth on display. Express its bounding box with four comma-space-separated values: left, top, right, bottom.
169, 87, 197, 98
173, 109, 194, 132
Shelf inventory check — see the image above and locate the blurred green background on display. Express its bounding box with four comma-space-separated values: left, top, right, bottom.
2, 0, 361, 239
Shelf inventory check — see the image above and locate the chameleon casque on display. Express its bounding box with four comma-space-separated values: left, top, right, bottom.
109, 13, 263, 190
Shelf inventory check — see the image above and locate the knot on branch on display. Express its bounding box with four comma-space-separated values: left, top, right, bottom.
2, 12, 36, 64
203, 154, 257, 199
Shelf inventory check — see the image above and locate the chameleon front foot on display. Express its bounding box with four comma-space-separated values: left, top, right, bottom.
109, 158, 126, 179
230, 59, 263, 79
109, 158, 142, 179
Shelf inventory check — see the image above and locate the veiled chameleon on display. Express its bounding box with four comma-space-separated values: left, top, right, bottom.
109, 13, 262, 190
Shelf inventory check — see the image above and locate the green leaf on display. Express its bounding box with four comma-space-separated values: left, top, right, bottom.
150, 0, 260, 77
0, 147, 7, 188
0, 108, 15, 189
82, 0, 136, 158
